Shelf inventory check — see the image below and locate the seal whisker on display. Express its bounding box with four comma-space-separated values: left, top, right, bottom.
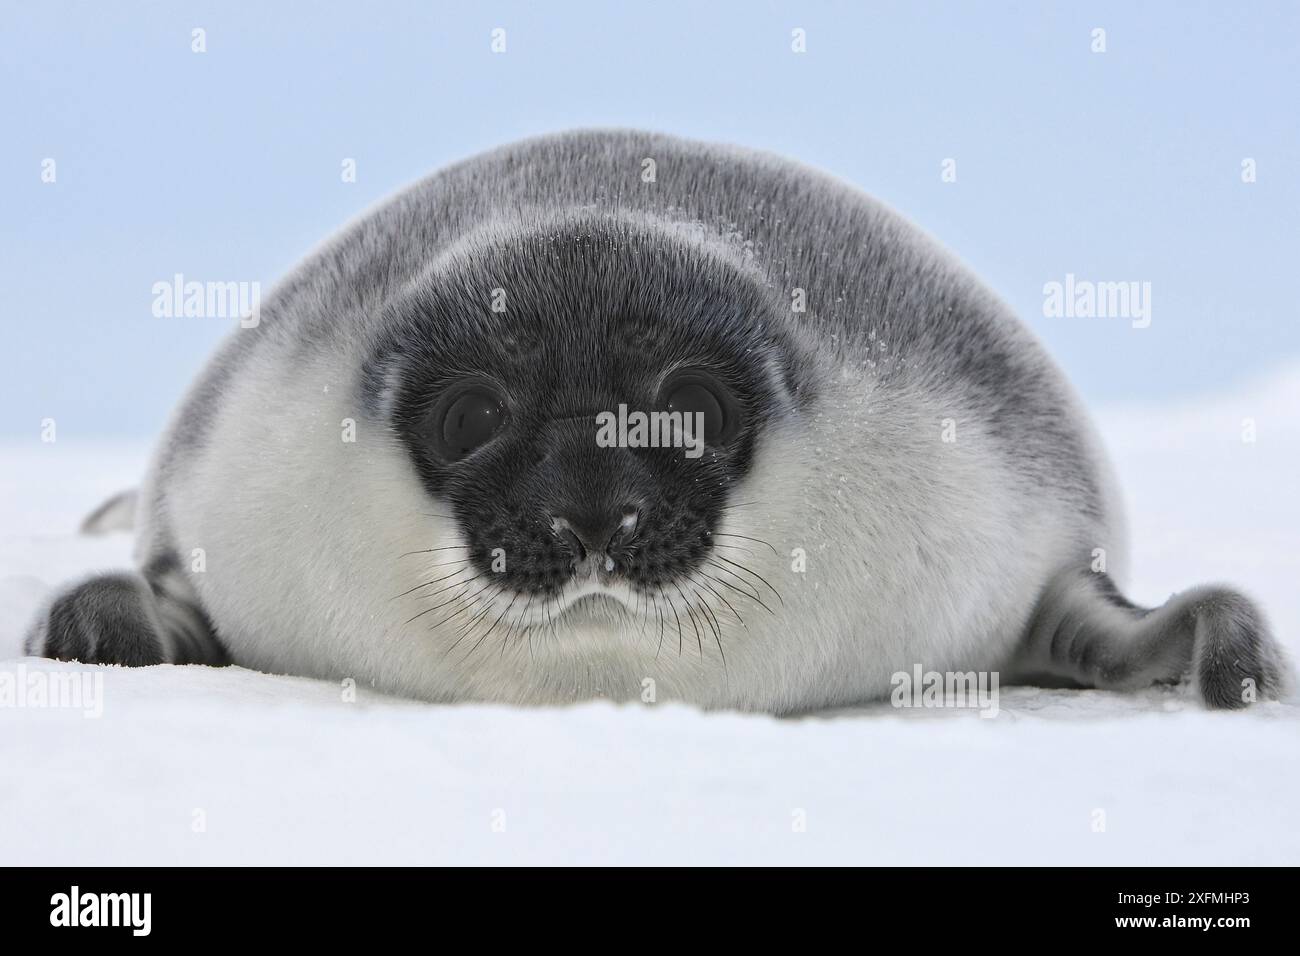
402, 577, 483, 626
462, 591, 520, 664
439, 585, 506, 657
421, 558, 473, 570
703, 560, 768, 609
504, 594, 535, 657
693, 572, 749, 632
659, 586, 684, 657
711, 533, 779, 556
390, 566, 470, 602
712, 554, 784, 606
669, 580, 705, 657
398, 546, 470, 558
652, 591, 667, 661
402, 572, 483, 614
702, 567, 774, 616
716, 500, 760, 511
683, 579, 727, 666
709, 541, 757, 557
427, 580, 496, 630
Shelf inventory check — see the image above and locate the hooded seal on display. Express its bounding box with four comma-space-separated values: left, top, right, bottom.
27, 130, 1286, 711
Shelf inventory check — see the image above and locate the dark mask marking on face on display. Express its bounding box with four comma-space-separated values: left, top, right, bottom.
362, 213, 814, 600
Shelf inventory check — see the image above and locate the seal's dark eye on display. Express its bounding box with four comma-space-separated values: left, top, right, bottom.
664, 374, 739, 445
438, 389, 505, 460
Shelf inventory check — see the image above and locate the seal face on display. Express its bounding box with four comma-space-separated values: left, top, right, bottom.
26, 130, 1287, 711
365, 216, 807, 627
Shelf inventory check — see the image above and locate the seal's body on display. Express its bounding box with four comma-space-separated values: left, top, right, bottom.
28, 130, 1285, 710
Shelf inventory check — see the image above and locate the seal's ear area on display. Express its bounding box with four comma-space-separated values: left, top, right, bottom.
1014, 570, 1290, 709
80, 489, 137, 535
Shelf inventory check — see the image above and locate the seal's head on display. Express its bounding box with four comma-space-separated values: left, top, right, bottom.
363, 214, 812, 635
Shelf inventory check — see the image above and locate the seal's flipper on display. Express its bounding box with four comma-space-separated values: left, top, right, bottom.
26, 573, 166, 664
1014, 571, 1287, 708
25, 560, 226, 666
80, 489, 137, 535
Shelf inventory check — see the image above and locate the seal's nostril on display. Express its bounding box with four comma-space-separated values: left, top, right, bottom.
549, 516, 587, 561
550, 506, 640, 563
606, 508, 639, 551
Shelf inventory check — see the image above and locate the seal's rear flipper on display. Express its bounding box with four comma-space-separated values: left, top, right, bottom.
1014, 570, 1288, 708
80, 489, 138, 535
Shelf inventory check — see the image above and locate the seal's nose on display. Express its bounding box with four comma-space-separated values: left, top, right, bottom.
551, 508, 638, 560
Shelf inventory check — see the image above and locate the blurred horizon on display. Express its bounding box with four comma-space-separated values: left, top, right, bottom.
3, 0, 1298, 439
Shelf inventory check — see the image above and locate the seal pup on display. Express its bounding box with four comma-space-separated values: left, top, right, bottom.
27, 130, 1286, 711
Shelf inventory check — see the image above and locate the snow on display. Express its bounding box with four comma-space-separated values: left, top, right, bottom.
2, 368, 1299, 865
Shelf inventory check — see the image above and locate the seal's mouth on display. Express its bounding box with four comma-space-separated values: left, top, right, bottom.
497, 580, 639, 630
562, 593, 626, 619
549, 583, 635, 621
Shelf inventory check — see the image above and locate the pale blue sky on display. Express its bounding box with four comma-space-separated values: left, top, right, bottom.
3, 1, 1297, 438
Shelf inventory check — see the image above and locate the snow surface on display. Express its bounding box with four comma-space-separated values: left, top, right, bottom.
2, 368, 1299, 865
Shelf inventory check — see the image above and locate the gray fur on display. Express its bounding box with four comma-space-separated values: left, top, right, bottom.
27, 574, 166, 666
1014, 572, 1286, 707
27, 129, 1287, 711
26, 558, 224, 667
